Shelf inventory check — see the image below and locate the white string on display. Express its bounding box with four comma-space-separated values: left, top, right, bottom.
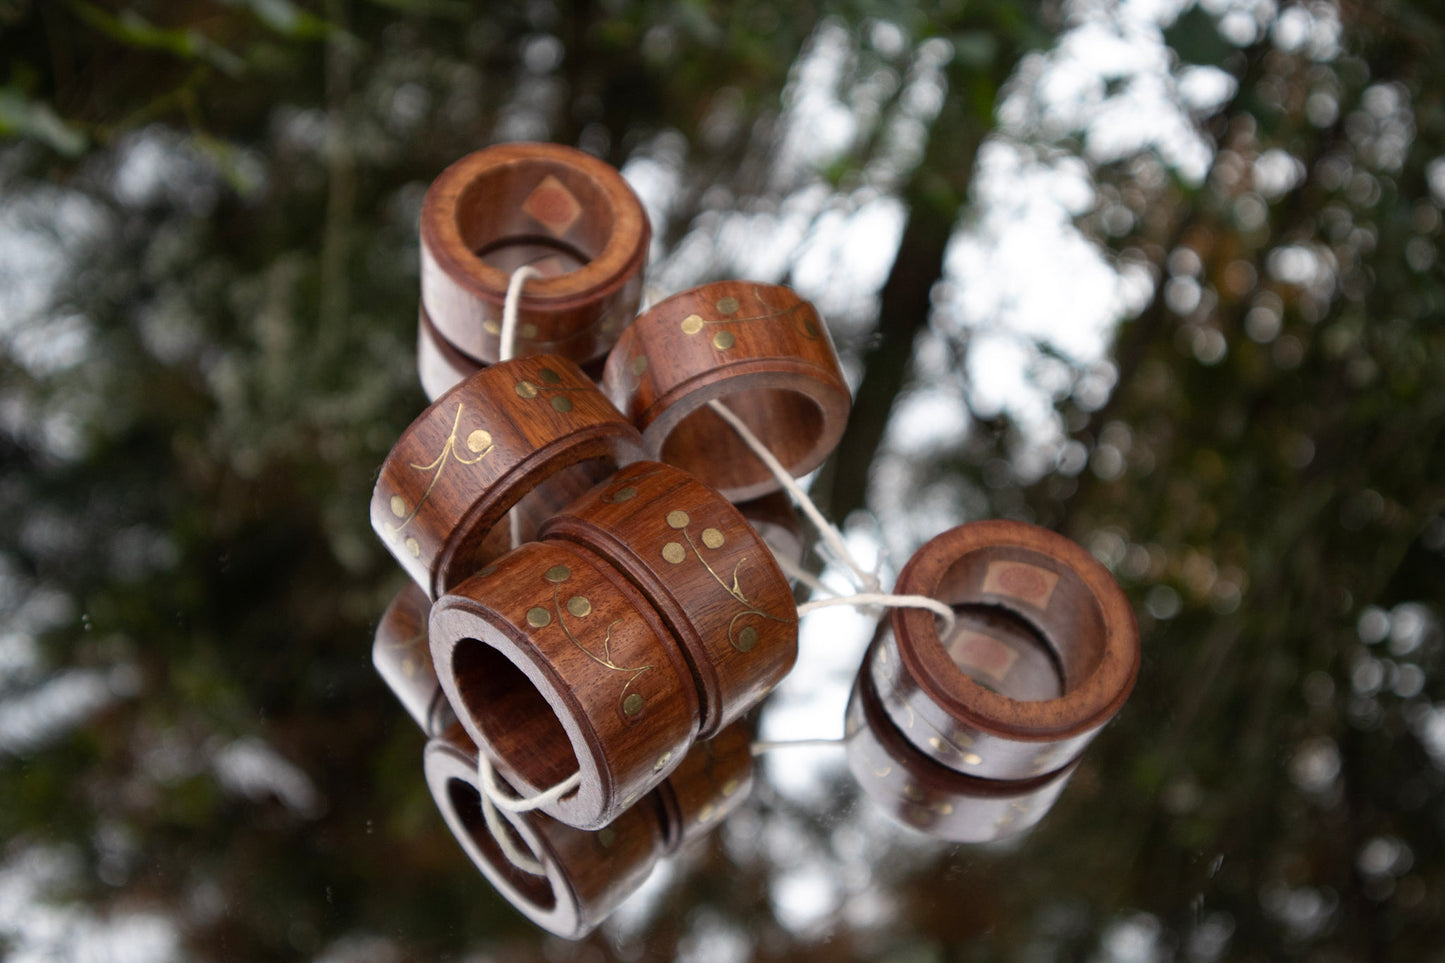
501, 265, 542, 548
797, 592, 957, 638
474, 751, 547, 876
706, 399, 880, 593
750, 737, 845, 755
772, 550, 839, 598
473, 266, 583, 877
499, 265, 542, 362
706, 400, 963, 756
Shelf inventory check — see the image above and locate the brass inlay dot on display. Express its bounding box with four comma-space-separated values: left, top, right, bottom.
466, 429, 492, 453
721, 778, 740, 797
551, 396, 573, 413
928, 737, 947, 753
621, 792, 638, 807
698, 803, 715, 823
544, 565, 572, 583
715, 296, 739, 314
483, 320, 502, 335
653, 751, 673, 772
666, 510, 691, 529
680, 314, 704, 335
661, 541, 686, 564
701, 527, 725, 549
611, 486, 637, 502
737, 626, 758, 651
955, 731, 976, 747
539, 367, 562, 384
389, 495, 407, 518
961, 752, 983, 766
935, 802, 954, 815
631, 355, 648, 375
567, 595, 592, 618
712, 331, 735, 350
402, 657, 416, 678
623, 693, 644, 717
515, 381, 538, 399
903, 782, 924, 802
405, 537, 420, 557
597, 827, 616, 848
526, 607, 552, 628
520, 323, 539, 339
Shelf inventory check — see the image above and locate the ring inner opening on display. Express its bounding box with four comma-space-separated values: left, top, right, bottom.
513, 457, 614, 539
445, 459, 614, 587
455, 160, 613, 277
942, 604, 1064, 702
930, 547, 1107, 697
451, 638, 581, 794
446, 777, 557, 910
661, 389, 824, 494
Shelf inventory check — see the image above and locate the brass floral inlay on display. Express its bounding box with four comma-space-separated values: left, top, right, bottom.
515, 365, 587, 413
663, 507, 794, 653
384, 403, 495, 543
675, 286, 823, 347
532, 565, 654, 722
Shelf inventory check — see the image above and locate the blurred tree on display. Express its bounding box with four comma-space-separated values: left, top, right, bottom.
0, 0, 1442, 960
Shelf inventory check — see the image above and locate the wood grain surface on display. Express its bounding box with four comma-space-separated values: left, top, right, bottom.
845, 651, 1076, 843
653, 720, 754, 852
370, 355, 646, 598
371, 582, 455, 736
417, 300, 608, 401
420, 142, 648, 366
601, 281, 851, 501
423, 725, 666, 940
872, 520, 1140, 781
429, 539, 701, 830
540, 461, 797, 738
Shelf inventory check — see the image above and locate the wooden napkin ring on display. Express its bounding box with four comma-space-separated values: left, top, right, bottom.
871, 520, 1139, 781
418, 302, 611, 402
370, 355, 646, 598
429, 539, 701, 830
424, 725, 666, 940
653, 720, 754, 851
539, 461, 797, 739
420, 142, 648, 366
845, 651, 1076, 843
601, 282, 851, 502
371, 583, 455, 736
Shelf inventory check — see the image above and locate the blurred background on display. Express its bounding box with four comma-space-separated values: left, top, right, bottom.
1, 0, 1443, 959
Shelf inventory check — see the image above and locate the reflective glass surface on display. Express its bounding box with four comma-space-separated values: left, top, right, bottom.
1, 1, 1443, 959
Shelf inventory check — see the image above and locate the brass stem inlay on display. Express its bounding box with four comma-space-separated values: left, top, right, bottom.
384, 403, 494, 541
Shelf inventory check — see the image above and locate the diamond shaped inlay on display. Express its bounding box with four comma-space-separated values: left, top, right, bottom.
521, 175, 582, 237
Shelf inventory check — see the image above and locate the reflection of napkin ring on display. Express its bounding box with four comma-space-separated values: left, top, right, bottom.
416, 301, 607, 401
430, 539, 702, 830
871, 520, 1139, 781
420, 142, 648, 366
846, 645, 1076, 842
540, 460, 797, 738
371, 583, 455, 736
369, 355, 645, 598
424, 722, 753, 940
602, 282, 851, 502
